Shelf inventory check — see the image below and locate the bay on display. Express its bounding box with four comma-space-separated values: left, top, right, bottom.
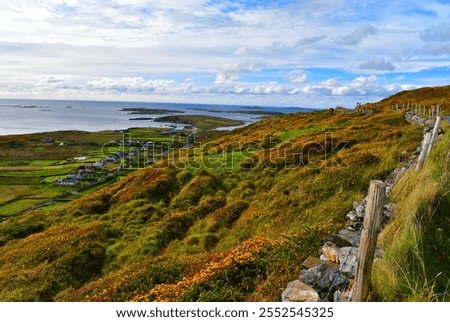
0, 98, 314, 135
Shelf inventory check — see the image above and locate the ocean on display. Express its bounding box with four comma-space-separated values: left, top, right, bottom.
0, 98, 314, 135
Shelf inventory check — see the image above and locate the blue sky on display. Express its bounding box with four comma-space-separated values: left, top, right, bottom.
1, 0, 450, 108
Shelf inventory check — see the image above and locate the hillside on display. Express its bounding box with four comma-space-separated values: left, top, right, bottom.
0, 88, 448, 302
370, 85, 450, 114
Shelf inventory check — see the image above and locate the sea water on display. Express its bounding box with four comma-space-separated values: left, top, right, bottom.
0, 98, 313, 135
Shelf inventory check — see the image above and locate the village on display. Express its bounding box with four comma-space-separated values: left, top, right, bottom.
54, 132, 195, 187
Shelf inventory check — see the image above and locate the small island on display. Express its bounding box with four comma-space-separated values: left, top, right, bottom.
153, 114, 244, 130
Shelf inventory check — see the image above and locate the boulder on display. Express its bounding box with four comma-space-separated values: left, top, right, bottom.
339, 247, 358, 277
354, 205, 365, 218
347, 222, 362, 231
337, 229, 360, 247
325, 235, 353, 248
282, 280, 320, 302
321, 241, 340, 263
301, 256, 340, 272
346, 210, 357, 222
300, 264, 345, 292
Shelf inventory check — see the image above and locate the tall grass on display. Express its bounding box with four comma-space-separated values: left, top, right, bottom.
372, 122, 449, 301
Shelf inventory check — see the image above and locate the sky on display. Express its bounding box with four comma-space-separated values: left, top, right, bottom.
1, 0, 450, 108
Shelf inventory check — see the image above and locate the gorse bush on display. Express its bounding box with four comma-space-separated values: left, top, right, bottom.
0, 222, 107, 301
1, 90, 443, 301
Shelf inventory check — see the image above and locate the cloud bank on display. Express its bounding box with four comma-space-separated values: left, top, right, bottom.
0, 0, 449, 107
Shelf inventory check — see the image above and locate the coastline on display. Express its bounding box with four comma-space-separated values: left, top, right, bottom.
0, 98, 314, 136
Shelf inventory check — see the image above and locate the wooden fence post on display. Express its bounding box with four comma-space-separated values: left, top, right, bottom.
352, 180, 385, 302
415, 132, 432, 171
426, 116, 441, 156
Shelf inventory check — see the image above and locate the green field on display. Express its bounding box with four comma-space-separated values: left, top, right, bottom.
0, 128, 160, 218
0, 120, 239, 219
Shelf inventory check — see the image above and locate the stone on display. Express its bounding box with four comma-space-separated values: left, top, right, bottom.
334, 289, 352, 302
282, 280, 320, 302
385, 178, 394, 187
321, 241, 340, 263
301, 256, 340, 272
355, 205, 365, 218
362, 197, 368, 206
346, 210, 357, 222
339, 247, 358, 277
383, 203, 396, 219
325, 235, 353, 247
337, 229, 360, 247
300, 264, 345, 292
385, 186, 392, 197
347, 222, 362, 231
375, 247, 383, 259
383, 202, 394, 211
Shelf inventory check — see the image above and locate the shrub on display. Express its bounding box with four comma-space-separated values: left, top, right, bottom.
202, 233, 219, 251
171, 175, 220, 210
209, 200, 249, 232
155, 214, 194, 250
188, 195, 227, 220
0, 222, 107, 301
0, 211, 48, 242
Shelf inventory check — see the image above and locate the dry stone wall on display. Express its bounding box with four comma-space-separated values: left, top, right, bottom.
282, 111, 444, 302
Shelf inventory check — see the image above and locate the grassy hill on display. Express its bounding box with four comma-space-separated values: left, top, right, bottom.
360, 85, 450, 114
0, 87, 448, 302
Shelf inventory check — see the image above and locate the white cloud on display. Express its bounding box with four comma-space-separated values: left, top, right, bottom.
301, 75, 415, 99
214, 63, 266, 85
0, 1, 449, 107
296, 35, 327, 46
338, 24, 377, 46
426, 43, 450, 56
288, 70, 308, 83
234, 47, 248, 55
358, 58, 395, 71
421, 23, 450, 42
39, 76, 67, 84
87, 77, 175, 93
